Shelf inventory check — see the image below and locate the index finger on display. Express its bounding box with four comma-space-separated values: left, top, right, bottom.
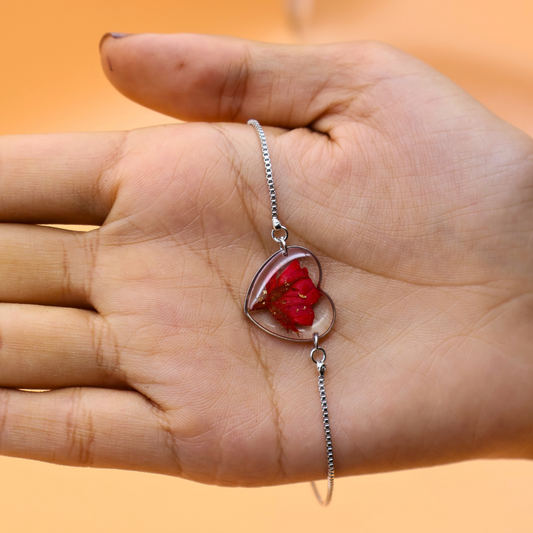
0, 131, 124, 224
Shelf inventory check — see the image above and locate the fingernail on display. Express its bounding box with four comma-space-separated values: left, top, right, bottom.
99, 32, 132, 50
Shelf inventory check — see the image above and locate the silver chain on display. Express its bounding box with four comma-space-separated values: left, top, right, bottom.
310, 332, 335, 506
247, 119, 289, 254
248, 120, 335, 506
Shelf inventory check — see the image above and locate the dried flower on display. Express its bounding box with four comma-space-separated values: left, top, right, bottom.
251, 259, 321, 332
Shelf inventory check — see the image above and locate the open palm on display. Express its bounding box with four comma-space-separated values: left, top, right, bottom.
1, 34, 532, 486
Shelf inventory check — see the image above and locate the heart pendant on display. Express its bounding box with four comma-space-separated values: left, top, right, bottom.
244, 246, 336, 342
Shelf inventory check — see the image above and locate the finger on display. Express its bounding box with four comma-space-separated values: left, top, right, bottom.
0, 224, 97, 307
0, 304, 127, 390
0, 388, 171, 472
0, 131, 123, 224
99, 33, 363, 129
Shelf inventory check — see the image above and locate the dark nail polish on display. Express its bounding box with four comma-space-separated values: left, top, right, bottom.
99, 32, 132, 51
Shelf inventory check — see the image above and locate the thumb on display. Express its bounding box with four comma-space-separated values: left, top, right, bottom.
99, 32, 365, 130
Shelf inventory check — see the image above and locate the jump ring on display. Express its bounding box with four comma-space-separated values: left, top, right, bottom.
271, 226, 289, 243
310, 346, 327, 365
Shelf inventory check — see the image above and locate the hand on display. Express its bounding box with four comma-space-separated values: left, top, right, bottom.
1, 34, 532, 486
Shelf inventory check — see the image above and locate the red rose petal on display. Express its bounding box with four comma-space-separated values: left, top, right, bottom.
251, 258, 322, 332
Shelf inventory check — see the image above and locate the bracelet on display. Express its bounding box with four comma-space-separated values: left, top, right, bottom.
245, 120, 336, 506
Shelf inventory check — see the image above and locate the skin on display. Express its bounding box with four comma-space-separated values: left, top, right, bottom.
0, 33, 532, 487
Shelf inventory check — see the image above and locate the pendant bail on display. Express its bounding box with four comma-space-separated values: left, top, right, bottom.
271, 221, 289, 255
310, 332, 327, 373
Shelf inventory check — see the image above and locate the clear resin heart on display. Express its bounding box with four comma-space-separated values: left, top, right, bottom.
245, 246, 335, 341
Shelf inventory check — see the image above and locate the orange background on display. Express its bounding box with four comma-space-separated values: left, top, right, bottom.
1, 1, 533, 531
